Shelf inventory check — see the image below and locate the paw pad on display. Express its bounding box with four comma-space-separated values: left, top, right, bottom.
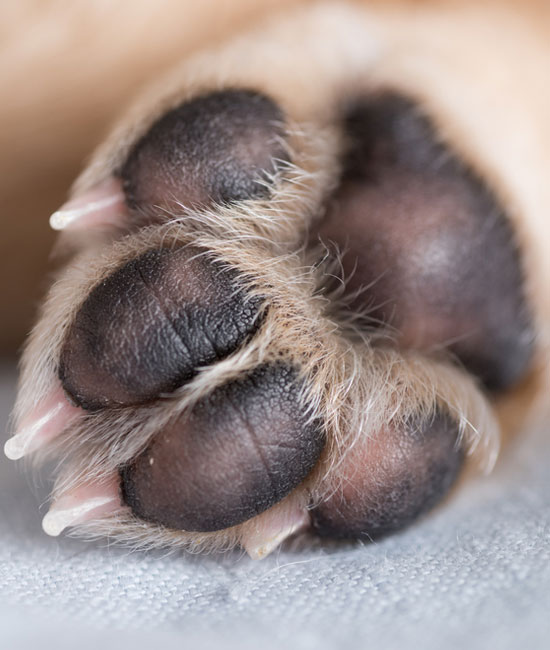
121, 364, 325, 532
311, 411, 464, 540
59, 246, 264, 410
120, 89, 289, 213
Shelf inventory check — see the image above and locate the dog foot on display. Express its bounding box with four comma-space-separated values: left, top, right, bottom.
8, 4, 539, 558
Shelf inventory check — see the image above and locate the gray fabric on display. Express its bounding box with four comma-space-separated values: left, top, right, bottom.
0, 361, 548, 649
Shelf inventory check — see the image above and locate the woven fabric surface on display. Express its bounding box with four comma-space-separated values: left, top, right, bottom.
0, 362, 549, 649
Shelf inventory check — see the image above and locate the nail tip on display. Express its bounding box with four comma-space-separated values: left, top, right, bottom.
244, 532, 288, 561
246, 546, 269, 561
49, 212, 67, 231
4, 438, 24, 460
41, 512, 64, 537
244, 516, 309, 560
49, 191, 124, 232
41, 495, 119, 538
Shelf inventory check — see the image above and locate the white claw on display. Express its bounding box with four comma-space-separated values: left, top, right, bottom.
49, 195, 120, 230
3, 401, 64, 460
4, 388, 80, 460
42, 496, 118, 536
242, 499, 310, 560
49, 178, 125, 231
245, 519, 308, 560
4, 433, 33, 461
42, 476, 121, 537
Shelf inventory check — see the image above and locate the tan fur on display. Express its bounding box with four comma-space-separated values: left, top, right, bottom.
6, 0, 550, 553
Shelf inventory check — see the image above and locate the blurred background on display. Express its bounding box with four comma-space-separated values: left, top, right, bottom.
0, 0, 311, 360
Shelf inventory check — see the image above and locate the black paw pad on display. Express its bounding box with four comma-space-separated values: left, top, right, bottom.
59, 247, 264, 410
318, 93, 534, 391
310, 411, 464, 540
120, 364, 325, 532
120, 89, 289, 213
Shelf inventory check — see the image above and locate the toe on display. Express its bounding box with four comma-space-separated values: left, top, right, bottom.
59, 246, 265, 410
310, 410, 464, 540
120, 89, 289, 214
120, 364, 325, 532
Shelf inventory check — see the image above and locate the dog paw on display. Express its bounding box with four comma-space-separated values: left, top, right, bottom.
7, 5, 539, 558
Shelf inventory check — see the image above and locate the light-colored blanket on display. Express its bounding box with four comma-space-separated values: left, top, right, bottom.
0, 363, 548, 649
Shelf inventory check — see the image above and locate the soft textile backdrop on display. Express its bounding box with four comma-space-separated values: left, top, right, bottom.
0, 363, 548, 649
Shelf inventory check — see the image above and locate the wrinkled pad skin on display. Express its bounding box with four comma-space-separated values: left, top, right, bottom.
120, 88, 289, 212
120, 364, 326, 532
311, 411, 464, 540
59, 247, 264, 410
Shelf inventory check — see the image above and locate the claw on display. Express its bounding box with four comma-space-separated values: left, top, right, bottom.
241, 497, 310, 560
4, 386, 81, 460
49, 177, 126, 231
42, 475, 121, 537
